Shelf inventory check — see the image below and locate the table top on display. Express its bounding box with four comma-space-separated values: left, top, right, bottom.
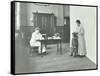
37, 38, 62, 42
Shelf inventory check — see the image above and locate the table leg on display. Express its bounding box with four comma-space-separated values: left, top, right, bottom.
57, 43, 59, 54
60, 40, 62, 55
41, 42, 43, 57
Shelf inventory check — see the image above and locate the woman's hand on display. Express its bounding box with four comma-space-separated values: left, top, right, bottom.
78, 33, 84, 35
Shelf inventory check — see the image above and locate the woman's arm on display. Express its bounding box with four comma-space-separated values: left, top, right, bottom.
38, 33, 44, 40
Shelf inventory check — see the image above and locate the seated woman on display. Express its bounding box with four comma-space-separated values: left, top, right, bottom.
29, 27, 46, 54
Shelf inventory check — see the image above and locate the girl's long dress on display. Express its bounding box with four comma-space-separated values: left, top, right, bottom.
30, 32, 46, 53
76, 25, 86, 56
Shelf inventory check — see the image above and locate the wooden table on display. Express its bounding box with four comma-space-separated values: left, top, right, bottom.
37, 39, 62, 57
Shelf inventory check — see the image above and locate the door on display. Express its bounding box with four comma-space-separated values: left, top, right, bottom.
64, 17, 70, 43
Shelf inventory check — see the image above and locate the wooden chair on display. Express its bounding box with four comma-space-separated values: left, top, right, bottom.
29, 46, 39, 56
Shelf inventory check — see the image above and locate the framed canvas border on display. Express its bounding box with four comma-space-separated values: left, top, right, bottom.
11, 1, 98, 75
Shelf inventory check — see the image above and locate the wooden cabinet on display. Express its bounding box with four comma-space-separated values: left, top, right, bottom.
33, 13, 56, 36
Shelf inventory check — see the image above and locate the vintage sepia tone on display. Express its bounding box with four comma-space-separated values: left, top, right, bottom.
12, 1, 97, 74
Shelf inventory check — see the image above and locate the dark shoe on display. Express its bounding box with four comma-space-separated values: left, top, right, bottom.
70, 54, 73, 56
79, 55, 85, 58
73, 55, 77, 57
43, 52, 47, 55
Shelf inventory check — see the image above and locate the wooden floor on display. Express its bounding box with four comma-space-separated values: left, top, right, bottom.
15, 37, 96, 74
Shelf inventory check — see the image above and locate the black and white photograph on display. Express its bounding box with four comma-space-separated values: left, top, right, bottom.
11, 1, 98, 74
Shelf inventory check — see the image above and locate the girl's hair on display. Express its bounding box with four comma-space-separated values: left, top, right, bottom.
35, 27, 40, 31
76, 20, 81, 24
54, 33, 60, 37
72, 32, 78, 38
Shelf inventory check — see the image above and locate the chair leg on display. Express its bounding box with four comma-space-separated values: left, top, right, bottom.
29, 47, 33, 56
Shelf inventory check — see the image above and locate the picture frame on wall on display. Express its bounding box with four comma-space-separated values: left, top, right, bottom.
11, 1, 98, 75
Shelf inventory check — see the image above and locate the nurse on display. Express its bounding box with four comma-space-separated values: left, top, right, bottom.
30, 27, 46, 54
75, 20, 86, 57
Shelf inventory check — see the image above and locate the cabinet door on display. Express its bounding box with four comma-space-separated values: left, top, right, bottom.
33, 13, 56, 36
